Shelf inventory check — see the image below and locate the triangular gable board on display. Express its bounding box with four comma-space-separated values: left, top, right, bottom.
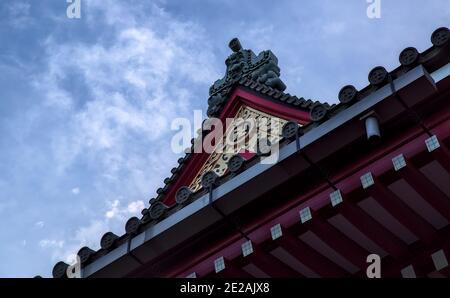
189, 102, 286, 192
161, 86, 311, 206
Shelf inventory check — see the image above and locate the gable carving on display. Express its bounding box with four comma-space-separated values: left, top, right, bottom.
189, 105, 289, 192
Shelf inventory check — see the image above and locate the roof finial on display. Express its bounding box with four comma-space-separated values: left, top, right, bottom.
228, 38, 242, 52
207, 38, 287, 117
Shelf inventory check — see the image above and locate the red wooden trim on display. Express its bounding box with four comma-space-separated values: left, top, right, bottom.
432, 146, 450, 173
162, 87, 311, 206
302, 210, 368, 270
335, 201, 409, 259
397, 162, 450, 221
161, 153, 211, 206
274, 227, 348, 277
219, 87, 311, 124
236, 108, 450, 237
246, 248, 302, 277
173, 235, 247, 278
165, 98, 450, 276
216, 258, 252, 278
383, 237, 450, 278
164, 90, 449, 206
438, 266, 450, 277
168, 119, 449, 277
365, 176, 437, 245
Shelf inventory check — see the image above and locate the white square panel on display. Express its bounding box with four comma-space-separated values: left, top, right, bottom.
299, 207, 312, 223
270, 224, 283, 240
425, 135, 440, 152
330, 189, 343, 207
401, 265, 416, 278
392, 154, 407, 171
214, 257, 225, 273
360, 172, 374, 189
241, 240, 254, 257
431, 250, 448, 271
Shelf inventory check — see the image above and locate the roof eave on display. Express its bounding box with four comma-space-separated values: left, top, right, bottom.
82, 63, 445, 277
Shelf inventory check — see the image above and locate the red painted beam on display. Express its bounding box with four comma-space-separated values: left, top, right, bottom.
385, 263, 427, 278
167, 116, 450, 277
302, 210, 368, 271
246, 248, 303, 278
431, 146, 450, 174
220, 87, 311, 124
274, 227, 348, 277
382, 233, 450, 278
334, 200, 409, 259
437, 266, 450, 277
382, 247, 435, 278
397, 162, 450, 221
364, 176, 437, 245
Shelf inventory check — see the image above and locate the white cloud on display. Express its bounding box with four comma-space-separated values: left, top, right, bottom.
38, 220, 109, 264
6, 1, 32, 28
238, 24, 275, 50
127, 200, 145, 214
322, 21, 347, 36
73, 220, 109, 245
40, 198, 145, 265
35, 221, 45, 229
34, 7, 218, 182
105, 200, 120, 219
105, 199, 144, 220
26, 0, 220, 269
39, 239, 65, 249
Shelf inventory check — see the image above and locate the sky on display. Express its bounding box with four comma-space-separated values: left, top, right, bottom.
0, 0, 448, 277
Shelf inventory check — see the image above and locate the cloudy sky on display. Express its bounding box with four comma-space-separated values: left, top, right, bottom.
0, 0, 448, 277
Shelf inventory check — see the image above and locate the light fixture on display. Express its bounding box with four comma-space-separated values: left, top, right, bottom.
360, 111, 381, 141
365, 116, 381, 141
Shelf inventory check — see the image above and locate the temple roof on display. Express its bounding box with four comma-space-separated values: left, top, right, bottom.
49, 27, 450, 278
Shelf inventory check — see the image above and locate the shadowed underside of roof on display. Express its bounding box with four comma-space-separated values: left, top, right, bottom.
49, 26, 450, 278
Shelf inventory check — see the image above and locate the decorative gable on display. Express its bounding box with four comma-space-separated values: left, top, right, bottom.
207, 38, 287, 117
188, 105, 289, 192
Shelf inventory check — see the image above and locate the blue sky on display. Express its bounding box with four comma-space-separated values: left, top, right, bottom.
0, 0, 448, 277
